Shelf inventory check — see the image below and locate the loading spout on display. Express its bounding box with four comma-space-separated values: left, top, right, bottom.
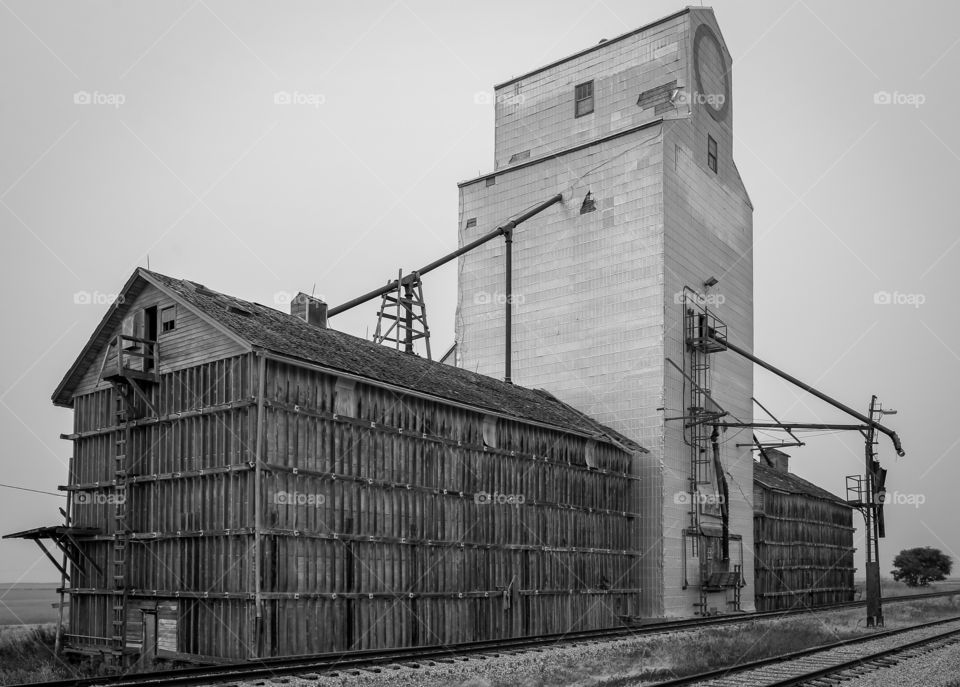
711, 425, 730, 561
720, 337, 905, 457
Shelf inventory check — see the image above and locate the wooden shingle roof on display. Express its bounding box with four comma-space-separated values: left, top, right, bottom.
54, 268, 645, 454
754, 460, 850, 507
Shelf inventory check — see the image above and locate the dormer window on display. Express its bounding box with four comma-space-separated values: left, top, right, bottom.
574, 80, 594, 117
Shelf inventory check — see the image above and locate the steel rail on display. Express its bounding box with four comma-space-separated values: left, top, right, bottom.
18, 590, 960, 687
766, 625, 960, 686
642, 614, 960, 687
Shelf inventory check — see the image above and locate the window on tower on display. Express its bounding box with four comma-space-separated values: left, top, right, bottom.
707, 135, 718, 173
574, 80, 594, 117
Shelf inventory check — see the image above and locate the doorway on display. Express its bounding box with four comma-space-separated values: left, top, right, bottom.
141, 610, 157, 663
144, 306, 158, 371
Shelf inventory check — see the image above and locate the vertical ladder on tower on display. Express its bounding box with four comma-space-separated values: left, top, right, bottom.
683, 292, 729, 614
94, 332, 159, 654
685, 305, 726, 519
111, 388, 130, 649
689, 344, 714, 488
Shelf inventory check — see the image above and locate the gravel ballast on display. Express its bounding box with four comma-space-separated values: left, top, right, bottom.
841, 640, 960, 687
219, 599, 960, 687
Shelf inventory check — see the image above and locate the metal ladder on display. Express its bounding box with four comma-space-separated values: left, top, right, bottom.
689, 338, 714, 488
685, 307, 717, 547
683, 296, 729, 614
111, 387, 130, 649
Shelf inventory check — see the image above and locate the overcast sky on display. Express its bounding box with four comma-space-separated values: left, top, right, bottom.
1, 0, 958, 585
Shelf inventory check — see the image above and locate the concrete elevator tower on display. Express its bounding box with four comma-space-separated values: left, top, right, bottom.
455, 7, 755, 617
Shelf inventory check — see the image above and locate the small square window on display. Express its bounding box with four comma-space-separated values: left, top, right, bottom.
160, 305, 176, 333
707, 135, 718, 173
575, 80, 594, 118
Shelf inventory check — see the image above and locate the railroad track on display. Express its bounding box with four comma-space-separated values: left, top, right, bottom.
645, 615, 960, 687
15, 589, 960, 687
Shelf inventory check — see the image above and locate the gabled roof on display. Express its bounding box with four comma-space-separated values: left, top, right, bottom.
54, 269, 645, 453
754, 461, 850, 507
51, 269, 250, 408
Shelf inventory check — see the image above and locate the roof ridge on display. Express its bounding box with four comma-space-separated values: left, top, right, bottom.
754, 460, 848, 505
58, 268, 645, 454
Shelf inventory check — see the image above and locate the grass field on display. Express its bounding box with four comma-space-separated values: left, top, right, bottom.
857, 577, 960, 598
0, 624, 78, 684
0, 583, 63, 627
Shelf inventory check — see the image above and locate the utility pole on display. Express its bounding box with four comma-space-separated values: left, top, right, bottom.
860, 394, 892, 628
863, 396, 881, 626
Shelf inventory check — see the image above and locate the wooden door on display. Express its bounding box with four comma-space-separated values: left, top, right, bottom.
141, 611, 157, 662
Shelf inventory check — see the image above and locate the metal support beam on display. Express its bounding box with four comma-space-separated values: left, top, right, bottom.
504, 227, 513, 384
864, 394, 884, 627
720, 339, 905, 456
713, 421, 871, 431
753, 396, 803, 448
328, 193, 564, 318
753, 433, 773, 467
403, 281, 414, 355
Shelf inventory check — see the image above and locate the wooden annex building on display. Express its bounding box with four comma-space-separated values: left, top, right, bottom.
9, 268, 647, 663
752, 450, 857, 611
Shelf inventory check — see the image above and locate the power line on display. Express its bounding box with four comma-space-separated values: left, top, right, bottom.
0, 482, 65, 498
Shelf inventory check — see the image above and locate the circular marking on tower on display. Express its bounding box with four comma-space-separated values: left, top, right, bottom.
693, 23, 731, 122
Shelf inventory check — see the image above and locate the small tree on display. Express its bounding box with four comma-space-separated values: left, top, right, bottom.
891, 547, 953, 587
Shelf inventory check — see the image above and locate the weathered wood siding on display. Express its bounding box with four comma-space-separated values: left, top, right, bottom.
256, 357, 641, 655
71, 283, 247, 397
66, 354, 257, 660
753, 485, 856, 611
63, 348, 641, 660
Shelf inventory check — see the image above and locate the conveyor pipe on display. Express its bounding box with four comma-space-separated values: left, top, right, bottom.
327, 194, 564, 318
720, 339, 905, 456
